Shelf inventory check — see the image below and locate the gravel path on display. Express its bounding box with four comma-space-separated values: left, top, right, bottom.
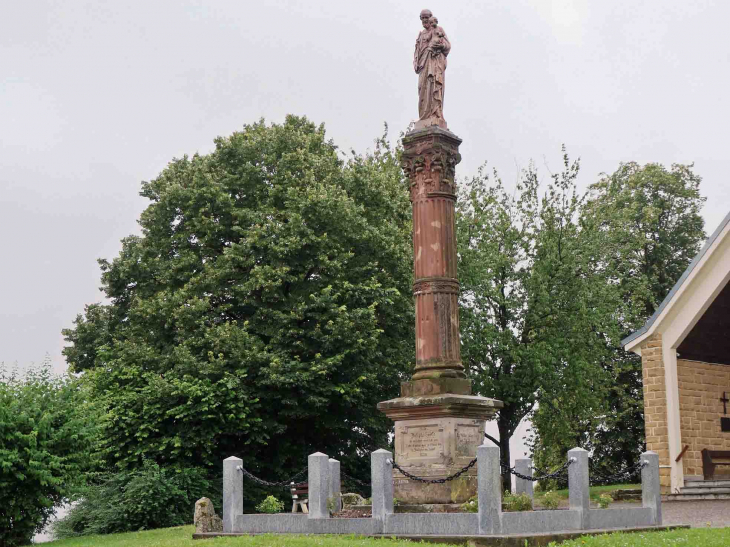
662, 500, 730, 528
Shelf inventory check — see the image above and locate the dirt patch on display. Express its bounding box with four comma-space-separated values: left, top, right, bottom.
332, 507, 372, 518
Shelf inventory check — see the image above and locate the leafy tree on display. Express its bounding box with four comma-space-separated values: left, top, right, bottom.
0, 362, 98, 546
457, 153, 621, 485
62, 116, 413, 508
578, 162, 706, 477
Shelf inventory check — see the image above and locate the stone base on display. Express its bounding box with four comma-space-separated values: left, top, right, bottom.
377, 392, 503, 504
401, 378, 472, 397
413, 117, 448, 131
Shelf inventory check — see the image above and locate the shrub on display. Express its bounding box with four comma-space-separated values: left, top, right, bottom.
461, 495, 478, 513
597, 493, 613, 509
541, 490, 561, 510
0, 363, 98, 546
52, 461, 216, 538
256, 495, 284, 514
503, 491, 533, 512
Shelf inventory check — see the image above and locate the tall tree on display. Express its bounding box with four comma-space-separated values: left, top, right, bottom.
577, 162, 706, 476
63, 116, 414, 505
457, 153, 621, 485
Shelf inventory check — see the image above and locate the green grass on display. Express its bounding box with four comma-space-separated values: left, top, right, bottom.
43, 526, 454, 546
554, 527, 730, 546
536, 483, 640, 502
41, 524, 730, 547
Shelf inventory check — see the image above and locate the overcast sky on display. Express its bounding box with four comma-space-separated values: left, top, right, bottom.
2, 0, 729, 375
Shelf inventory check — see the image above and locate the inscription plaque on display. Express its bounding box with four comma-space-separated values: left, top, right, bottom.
455, 423, 482, 457
403, 424, 443, 459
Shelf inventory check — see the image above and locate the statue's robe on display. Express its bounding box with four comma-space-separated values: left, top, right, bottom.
413, 27, 451, 127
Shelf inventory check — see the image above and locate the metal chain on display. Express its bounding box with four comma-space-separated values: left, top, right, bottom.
341, 471, 370, 489
390, 457, 477, 484
237, 466, 308, 489
589, 460, 647, 485
503, 458, 574, 482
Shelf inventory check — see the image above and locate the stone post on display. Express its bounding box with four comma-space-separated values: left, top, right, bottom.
329, 458, 342, 514
222, 456, 242, 533
371, 449, 394, 522
641, 451, 662, 525
308, 452, 330, 519
377, 127, 504, 505
514, 458, 534, 499
478, 444, 502, 535
568, 448, 589, 528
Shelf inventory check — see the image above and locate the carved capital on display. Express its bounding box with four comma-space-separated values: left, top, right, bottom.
401, 128, 462, 202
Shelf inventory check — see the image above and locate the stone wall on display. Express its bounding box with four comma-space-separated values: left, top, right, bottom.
641, 334, 671, 491
677, 359, 730, 479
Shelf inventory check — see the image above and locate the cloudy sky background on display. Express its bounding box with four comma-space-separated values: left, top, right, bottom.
2, 0, 729, 377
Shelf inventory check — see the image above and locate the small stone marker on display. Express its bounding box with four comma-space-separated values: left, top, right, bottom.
341, 492, 366, 506
194, 497, 223, 533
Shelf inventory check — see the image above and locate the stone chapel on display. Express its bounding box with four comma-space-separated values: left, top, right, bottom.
624, 212, 730, 495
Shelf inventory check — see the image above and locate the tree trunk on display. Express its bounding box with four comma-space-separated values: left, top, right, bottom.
498, 419, 512, 494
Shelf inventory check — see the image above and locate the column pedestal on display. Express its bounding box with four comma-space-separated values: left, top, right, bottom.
378, 126, 503, 504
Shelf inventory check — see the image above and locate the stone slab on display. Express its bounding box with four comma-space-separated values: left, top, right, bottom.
194, 525, 690, 545
378, 393, 504, 421
391, 415, 483, 504
586, 507, 653, 529
385, 513, 478, 535
308, 518, 378, 535
233, 514, 308, 534
501, 509, 581, 535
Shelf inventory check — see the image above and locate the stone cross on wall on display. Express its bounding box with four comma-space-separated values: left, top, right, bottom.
721, 391, 729, 415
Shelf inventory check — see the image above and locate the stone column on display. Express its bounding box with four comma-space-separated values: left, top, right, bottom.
378, 126, 503, 505
329, 458, 342, 514
641, 451, 662, 525
568, 448, 589, 529
640, 333, 671, 493
478, 444, 502, 535
406, 128, 465, 383
222, 456, 243, 533
514, 458, 534, 498
308, 452, 330, 519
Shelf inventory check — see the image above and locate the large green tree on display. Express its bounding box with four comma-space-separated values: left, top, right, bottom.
63, 116, 414, 503
575, 162, 706, 477
457, 153, 622, 484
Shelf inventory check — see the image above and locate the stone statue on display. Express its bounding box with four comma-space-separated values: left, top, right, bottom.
413, 9, 451, 130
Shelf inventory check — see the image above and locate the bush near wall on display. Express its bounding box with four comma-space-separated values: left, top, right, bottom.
0, 363, 98, 547
52, 462, 218, 538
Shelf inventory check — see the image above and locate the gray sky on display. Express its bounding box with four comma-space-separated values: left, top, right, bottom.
2, 0, 729, 374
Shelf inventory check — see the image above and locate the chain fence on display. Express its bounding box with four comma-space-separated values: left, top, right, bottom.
234, 447, 645, 493
504, 458, 574, 482
589, 459, 647, 486
237, 466, 308, 489
389, 457, 477, 484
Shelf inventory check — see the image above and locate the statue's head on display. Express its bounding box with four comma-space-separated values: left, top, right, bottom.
420, 9, 433, 29
430, 16, 439, 28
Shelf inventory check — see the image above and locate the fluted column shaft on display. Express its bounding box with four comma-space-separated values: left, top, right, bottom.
401, 128, 464, 380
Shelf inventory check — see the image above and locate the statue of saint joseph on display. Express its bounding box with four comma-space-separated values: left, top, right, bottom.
413, 9, 451, 130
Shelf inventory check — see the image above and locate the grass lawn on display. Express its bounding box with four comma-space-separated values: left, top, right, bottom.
555, 527, 730, 546
42, 526, 454, 546
536, 483, 640, 502
41, 524, 730, 547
